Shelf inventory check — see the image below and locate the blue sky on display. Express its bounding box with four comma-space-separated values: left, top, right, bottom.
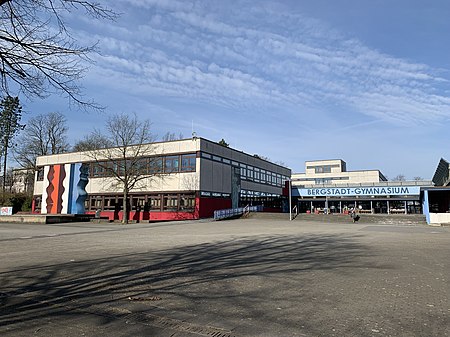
24, 0, 450, 180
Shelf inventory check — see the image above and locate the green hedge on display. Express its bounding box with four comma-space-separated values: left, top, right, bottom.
0, 193, 33, 213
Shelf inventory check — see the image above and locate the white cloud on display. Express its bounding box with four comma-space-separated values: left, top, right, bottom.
73, 0, 450, 125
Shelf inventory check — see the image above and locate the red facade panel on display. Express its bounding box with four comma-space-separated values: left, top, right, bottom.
198, 197, 232, 218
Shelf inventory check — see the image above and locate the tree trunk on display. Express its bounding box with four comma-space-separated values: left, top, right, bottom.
122, 189, 128, 224
2, 146, 7, 193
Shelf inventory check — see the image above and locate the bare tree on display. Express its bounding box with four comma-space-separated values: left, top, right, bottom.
392, 174, 406, 182
73, 131, 111, 152
14, 111, 70, 169
413, 176, 424, 181
0, 1, 116, 109
84, 112, 159, 224
162, 132, 184, 142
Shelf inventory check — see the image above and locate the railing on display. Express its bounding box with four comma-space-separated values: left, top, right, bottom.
214, 205, 263, 220
243, 204, 250, 217
291, 205, 299, 220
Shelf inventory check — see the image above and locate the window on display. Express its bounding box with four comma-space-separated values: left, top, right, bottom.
92, 163, 106, 177
36, 167, 44, 181
315, 178, 331, 184
149, 195, 162, 210
201, 152, 211, 159
114, 160, 126, 176
276, 174, 282, 186
271, 172, 276, 185
103, 196, 117, 211
135, 158, 148, 175
34, 196, 42, 211
254, 168, 260, 182
312, 165, 335, 173
180, 194, 196, 210
149, 157, 163, 173
88, 196, 103, 210
260, 170, 266, 183
165, 156, 180, 173
131, 196, 146, 211
247, 166, 254, 180
240, 166, 247, 178
181, 154, 196, 172
163, 194, 178, 210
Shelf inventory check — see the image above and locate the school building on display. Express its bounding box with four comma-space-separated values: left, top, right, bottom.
291, 158, 450, 224
32, 137, 291, 221
292, 159, 430, 215
30, 136, 450, 225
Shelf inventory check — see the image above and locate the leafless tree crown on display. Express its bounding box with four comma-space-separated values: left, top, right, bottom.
0, 0, 116, 109
84, 112, 157, 223
14, 111, 70, 169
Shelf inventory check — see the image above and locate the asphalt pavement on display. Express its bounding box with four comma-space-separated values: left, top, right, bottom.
0, 217, 449, 336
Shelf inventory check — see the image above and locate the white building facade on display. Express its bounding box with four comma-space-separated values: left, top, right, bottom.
32, 138, 291, 221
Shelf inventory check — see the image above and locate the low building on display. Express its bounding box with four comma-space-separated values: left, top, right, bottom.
424, 158, 450, 224
1, 168, 34, 194
292, 159, 430, 215
32, 137, 291, 221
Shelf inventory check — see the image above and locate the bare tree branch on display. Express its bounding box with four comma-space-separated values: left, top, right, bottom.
13, 111, 70, 170
0, 0, 117, 110
83, 112, 160, 224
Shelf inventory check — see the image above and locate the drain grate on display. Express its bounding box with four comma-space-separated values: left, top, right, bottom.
126, 312, 236, 337
3, 292, 236, 337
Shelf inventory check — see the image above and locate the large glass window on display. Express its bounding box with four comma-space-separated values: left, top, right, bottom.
135, 158, 148, 175
92, 163, 106, 177
181, 154, 196, 172
149, 157, 163, 173
165, 156, 180, 173
112, 161, 125, 176
164, 156, 180, 173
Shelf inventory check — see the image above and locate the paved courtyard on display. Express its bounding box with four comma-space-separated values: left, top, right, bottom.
0, 217, 449, 336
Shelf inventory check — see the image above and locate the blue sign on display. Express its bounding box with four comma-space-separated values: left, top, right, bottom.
296, 186, 420, 197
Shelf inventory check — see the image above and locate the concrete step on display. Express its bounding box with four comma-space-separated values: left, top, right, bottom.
247, 212, 427, 225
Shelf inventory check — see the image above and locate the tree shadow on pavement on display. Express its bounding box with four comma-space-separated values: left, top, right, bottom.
0, 234, 385, 335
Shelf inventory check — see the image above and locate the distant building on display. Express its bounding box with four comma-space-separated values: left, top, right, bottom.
1, 168, 34, 194
292, 159, 387, 186
291, 159, 430, 215
32, 138, 291, 221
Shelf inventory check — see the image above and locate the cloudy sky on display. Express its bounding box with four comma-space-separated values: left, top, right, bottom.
25, 0, 450, 179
